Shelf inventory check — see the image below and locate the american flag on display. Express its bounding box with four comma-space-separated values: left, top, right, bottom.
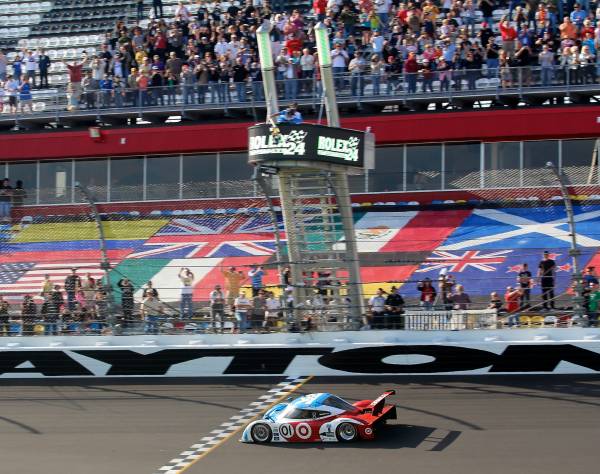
0, 262, 106, 297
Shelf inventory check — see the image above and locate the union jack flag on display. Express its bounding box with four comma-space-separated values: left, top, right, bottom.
415, 250, 513, 273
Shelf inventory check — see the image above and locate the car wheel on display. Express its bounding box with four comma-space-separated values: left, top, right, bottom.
336, 422, 358, 442
250, 423, 272, 443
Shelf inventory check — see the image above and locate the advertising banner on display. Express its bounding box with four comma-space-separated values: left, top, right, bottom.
248, 123, 372, 168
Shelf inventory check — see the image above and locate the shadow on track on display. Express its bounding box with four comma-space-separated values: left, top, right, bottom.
250, 424, 461, 451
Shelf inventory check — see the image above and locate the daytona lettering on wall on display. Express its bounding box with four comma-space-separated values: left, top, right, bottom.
0, 344, 599, 377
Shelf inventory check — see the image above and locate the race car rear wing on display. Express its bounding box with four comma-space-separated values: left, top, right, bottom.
367, 390, 396, 416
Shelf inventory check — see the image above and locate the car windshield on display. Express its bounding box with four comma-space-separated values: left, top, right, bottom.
321, 395, 357, 412
280, 407, 320, 420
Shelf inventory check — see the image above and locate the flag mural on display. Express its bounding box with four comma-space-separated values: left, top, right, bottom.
0, 205, 599, 301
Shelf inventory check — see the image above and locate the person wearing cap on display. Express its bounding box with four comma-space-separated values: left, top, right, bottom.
64, 268, 81, 312
538, 251, 556, 310
209, 284, 226, 332
222, 266, 245, 313
276, 104, 303, 124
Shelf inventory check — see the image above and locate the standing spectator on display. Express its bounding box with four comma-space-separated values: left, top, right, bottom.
81, 273, 97, 309
38, 49, 52, 89
82, 71, 97, 109
209, 284, 226, 332
5, 74, 19, 113
12, 55, 22, 81
0, 178, 12, 222
385, 286, 404, 329
538, 251, 556, 310
368, 288, 387, 329
178, 267, 195, 318
150, 66, 165, 106
64, 268, 82, 312
62, 57, 88, 110
504, 286, 522, 326
136, 0, 144, 21
0, 296, 9, 336
404, 51, 419, 93
331, 43, 349, 90
499, 17, 518, 57
141, 292, 163, 334
251, 289, 267, 330
450, 284, 471, 310
222, 266, 245, 312
234, 291, 251, 332
152, 0, 164, 18
142, 280, 159, 298
539, 44, 555, 86
99, 74, 113, 108
24, 50, 38, 88
18, 78, 33, 113
0, 51, 7, 81
180, 64, 195, 105
417, 277, 437, 309
46, 284, 64, 335
232, 57, 249, 102
517, 263, 533, 308
117, 278, 135, 324
488, 291, 502, 310
21, 294, 37, 336
265, 291, 281, 329
583, 266, 599, 286
349, 51, 367, 96
587, 283, 600, 327
11, 180, 26, 206
248, 264, 264, 297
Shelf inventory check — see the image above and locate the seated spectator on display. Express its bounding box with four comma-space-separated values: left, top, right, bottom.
488, 291, 502, 311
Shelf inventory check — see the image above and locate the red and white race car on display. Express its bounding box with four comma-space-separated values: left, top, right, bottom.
241, 390, 396, 443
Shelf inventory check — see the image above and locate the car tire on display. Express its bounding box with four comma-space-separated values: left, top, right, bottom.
336, 422, 358, 442
250, 423, 272, 443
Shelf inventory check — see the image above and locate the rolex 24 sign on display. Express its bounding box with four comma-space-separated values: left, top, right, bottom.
248, 123, 367, 168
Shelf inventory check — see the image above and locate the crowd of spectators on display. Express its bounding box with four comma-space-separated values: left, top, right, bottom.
1, 0, 600, 112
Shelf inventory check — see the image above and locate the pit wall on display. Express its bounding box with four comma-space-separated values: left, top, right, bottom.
1, 329, 599, 378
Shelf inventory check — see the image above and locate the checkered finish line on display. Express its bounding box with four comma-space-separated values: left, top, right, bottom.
154, 376, 313, 474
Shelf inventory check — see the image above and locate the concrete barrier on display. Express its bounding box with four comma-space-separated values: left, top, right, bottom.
0, 328, 598, 378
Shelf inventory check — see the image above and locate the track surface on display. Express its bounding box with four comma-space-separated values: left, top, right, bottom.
0, 375, 598, 474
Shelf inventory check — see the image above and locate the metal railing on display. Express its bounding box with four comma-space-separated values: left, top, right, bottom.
0, 306, 590, 336
1, 66, 599, 122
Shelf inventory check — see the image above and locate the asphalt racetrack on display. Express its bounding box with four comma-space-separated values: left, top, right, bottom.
0, 375, 598, 474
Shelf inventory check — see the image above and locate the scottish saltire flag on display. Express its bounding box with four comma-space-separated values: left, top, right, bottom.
0, 262, 107, 296
440, 206, 600, 250
403, 248, 596, 296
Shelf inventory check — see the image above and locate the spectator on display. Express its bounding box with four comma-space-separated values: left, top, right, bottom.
141, 292, 163, 334
385, 286, 404, 329
488, 291, 502, 310
21, 294, 37, 336
38, 49, 52, 89
504, 286, 522, 326
517, 263, 533, 308
24, 50, 37, 89
63, 57, 88, 110
64, 268, 82, 312
368, 288, 387, 329
11, 180, 26, 206
0, 51, 7, 81
117, 278, 135, 324
142, 280, 159, 299
0, 296, 9, 336
222, 266, 245, 312
209, 284, 226, 332
583, 266, 599, 286
538, 250, 556, 310
450, 284, 471, 310
234, 291, 252, 332
417, 278, 436, 309
588, 283, 600, 327
178, 267, 194, 318
248, 264, 264, 297
0, 178, 12, 222
265, 291, 281, 329
251, 289, 268, 330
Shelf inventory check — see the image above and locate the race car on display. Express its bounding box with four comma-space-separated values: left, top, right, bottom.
241, 390, 396, 443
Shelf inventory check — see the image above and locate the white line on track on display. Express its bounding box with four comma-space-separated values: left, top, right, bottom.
153, 376, 313, 474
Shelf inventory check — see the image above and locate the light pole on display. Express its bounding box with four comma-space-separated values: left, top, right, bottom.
256, 20, 279, 122
314, 22, 340, 128
545, 161, 584, 319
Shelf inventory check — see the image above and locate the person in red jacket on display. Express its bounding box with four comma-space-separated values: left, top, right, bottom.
504, 286, 522, 326
404, 52, 418, 93
313, 0, 327, 21
499, 17, 517, 56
